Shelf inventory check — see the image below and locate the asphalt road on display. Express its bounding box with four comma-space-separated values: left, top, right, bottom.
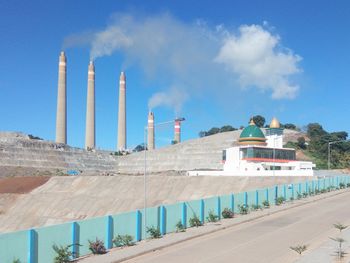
124, 190, 350, 263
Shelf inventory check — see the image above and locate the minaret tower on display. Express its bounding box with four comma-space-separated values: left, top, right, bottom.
117, 72, 126, 150
55, 51, 67, 144
85, 61, 95, 149
147, 112, 155, 150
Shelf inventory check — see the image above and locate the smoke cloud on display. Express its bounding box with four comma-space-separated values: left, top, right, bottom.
148, 87, 189, 115
64, 13, 303, 110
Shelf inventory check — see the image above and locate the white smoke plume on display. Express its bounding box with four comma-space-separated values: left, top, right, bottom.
64, 13, 303, 108
148, 87, 188, 114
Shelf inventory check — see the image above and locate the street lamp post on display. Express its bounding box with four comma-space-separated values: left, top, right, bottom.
143, 117, 185, 238
328, 140, 347, 170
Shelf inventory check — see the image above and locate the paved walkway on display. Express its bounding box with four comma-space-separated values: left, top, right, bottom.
79, 188, 350, 263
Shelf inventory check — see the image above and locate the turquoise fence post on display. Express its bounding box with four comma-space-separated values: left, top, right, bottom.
337, 177, 339, 187
106, 215, 113, 249
182, 203, 187, 228
255, 190, 259, 206
274, 186, 278, 204
283, 185, 287, 200
136, 210, 141, 241
318, 180, 320, 191
217, 197, 221, 219
200, 199, 205, 224
323, 178, 326, 190
160, 206, 166, 235
305, 181, 309, 194
28, 229, 36, 263
72, 222, 79, 258
244, 192, 248, 207
298, 183, 302, 194
291, 184, 294, 199
265, 188, 269, 203
230, 194, 234, 212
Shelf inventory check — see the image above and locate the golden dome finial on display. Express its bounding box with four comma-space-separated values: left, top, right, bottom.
249, 117, 255, 126
270, 117, 280, 128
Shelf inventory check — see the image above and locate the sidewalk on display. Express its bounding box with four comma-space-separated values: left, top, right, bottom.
79, 189, 350, 263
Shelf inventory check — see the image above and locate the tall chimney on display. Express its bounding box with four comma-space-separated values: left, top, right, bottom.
85, 61, 95, 149
147, 111, 155, 150
174, 120, 181, 143
117, 72, 126, 150
55, 51, 67, 144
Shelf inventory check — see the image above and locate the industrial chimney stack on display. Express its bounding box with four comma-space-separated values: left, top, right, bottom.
174, 119, 181, 143
147, 112, 155, 150
55, 51, 67, 144
85, 61, 95, 149
117, 72, 126, 150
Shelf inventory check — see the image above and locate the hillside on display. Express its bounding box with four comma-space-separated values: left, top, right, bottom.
0, 129, 304, 176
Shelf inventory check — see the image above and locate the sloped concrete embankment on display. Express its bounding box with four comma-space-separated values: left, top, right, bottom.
0, 175, 309, 233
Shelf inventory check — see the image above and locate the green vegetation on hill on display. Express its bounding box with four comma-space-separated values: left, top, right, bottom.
287, 123, 349, 169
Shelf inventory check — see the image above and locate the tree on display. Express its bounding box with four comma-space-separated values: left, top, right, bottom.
297, 137, 306, 149
199, 131, 207, 137
133, 144, 147, 152
307, 123, 327, 138
283, 123, 297, 130
330, 131, 348, 141
253, 115, 265, 128
220, 125, 237, 133
206, 127, 220, 136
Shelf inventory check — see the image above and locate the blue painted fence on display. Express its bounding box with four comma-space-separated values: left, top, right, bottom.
0, 176, 349, 263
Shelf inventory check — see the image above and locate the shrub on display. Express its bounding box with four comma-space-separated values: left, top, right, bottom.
206, 210, 219, 222
315, 189, 320, 194
290, 244, 307, 255
238, 204, 249, 215
262, 200, 270, 208
275, 197, 285, 206
339, 183, 345, 189
175, 220, 186, 232
189, 215, 202, 227
346, 183, 350, 188
302, 192, 308, 198
113, 234, 134, 247
296, 192, 302, 200
333, 223, 348, 232
290, 197, 294, 201
88, 238, 107, 254
251, 204, 262, 211
12, 259, 21, 263
221, 208, 234, 218
146, 226, 161, 239
52, 244, 77, 263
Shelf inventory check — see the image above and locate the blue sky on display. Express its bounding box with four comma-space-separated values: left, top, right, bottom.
0, 0, 349, 150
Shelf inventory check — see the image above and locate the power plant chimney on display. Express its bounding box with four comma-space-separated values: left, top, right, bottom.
117, 71, 126, 150
55, 51, 67, 144
174, 119, 181, 144
85, 61, 95, 149
147, 111, 155, 150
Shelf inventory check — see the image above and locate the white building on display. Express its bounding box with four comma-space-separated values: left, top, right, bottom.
188, 118, 315, 176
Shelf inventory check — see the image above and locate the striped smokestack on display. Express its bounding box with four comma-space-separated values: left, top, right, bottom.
147, 111, 155, 150
55, 51, 67, 144
85, 61, 95, 149
117, 72, 126, 150
174, 119, 181, 143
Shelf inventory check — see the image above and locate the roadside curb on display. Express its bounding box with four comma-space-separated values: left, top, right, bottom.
80, 188, 350, 263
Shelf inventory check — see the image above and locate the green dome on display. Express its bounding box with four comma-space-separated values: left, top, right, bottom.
240, 125, 265, 139
239, 119, 267, 145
